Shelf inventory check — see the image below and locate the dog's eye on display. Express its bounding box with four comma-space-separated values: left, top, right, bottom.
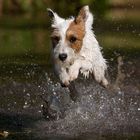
69, 36, 77, 43
52, 36, 60, 43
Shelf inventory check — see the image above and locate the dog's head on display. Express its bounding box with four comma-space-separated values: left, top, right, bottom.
47, 6, 93, 65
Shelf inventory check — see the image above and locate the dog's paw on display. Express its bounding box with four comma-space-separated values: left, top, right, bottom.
60, 76, 70, 87
61, 80, 70, 87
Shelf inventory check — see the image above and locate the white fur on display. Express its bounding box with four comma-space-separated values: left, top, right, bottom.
48, 6, 108, 87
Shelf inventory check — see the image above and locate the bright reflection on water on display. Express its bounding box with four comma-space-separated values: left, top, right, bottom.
0, 23, 140, 140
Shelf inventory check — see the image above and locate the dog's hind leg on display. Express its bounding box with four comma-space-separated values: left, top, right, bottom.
93, 67, 109, 88
101, 77, 109, 88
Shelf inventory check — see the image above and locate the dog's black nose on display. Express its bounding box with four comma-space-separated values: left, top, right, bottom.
59, 53, 67, 61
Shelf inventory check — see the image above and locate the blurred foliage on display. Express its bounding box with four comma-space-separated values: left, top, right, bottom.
3, 0, 46, 14
0, 0, 108, 17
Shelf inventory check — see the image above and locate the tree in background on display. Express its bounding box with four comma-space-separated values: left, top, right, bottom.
1, 0, 108, 18
45, 0, 108, 18
0, 0, 3, 16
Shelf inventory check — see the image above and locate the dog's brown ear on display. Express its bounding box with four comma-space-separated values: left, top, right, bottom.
75, 5, 94, 28
75, 5, 89, 24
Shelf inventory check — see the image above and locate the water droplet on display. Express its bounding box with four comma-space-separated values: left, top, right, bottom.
10, 71, 13, 74
27, 93, 30, 96
25, 101, 28, 105
89, 95, 92, 98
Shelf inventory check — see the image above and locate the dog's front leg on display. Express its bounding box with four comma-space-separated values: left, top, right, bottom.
59, 67, 70, 87
69, 60, 81, 82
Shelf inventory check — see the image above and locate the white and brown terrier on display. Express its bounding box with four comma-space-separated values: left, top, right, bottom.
47, 5, 108, 88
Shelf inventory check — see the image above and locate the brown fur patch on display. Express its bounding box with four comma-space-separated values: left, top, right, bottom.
66, 21, 85, 53
66, 7, 86, 53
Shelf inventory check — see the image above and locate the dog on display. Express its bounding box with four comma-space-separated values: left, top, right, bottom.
47, 5, 108, 88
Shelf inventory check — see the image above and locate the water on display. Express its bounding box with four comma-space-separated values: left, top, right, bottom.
0, 21, 140, 140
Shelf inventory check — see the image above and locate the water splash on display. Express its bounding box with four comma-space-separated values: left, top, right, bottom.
0, 56, 139, 139
34, 56, 140, 138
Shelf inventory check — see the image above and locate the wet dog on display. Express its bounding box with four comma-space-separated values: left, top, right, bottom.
47, 5, 108, 88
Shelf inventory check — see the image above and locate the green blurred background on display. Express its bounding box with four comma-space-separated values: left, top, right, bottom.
0, 0, 139, 54
0, 0, 139, 74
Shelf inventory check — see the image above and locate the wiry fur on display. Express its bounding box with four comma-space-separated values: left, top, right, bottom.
47, 6, 108, 87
